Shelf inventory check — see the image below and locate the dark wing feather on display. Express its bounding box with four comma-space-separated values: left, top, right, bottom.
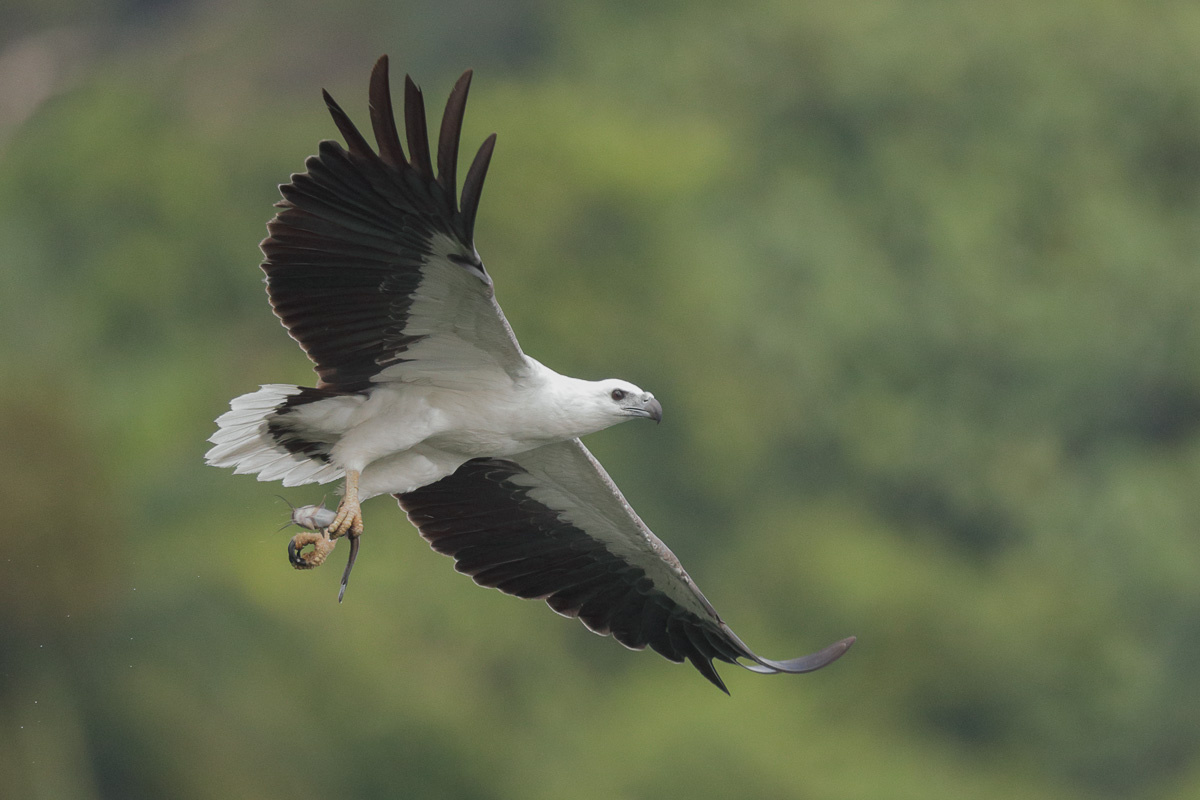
397, 440, 854, 693
367, 56, 406, 168
437, 70, 472, 196
261, 55, 523, 393
402, 74, 435, 182
459, 134, 496, 244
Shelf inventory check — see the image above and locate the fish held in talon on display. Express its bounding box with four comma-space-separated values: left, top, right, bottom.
288, 503, 337, 532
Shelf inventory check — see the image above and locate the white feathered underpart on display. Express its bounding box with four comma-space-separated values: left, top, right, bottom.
206, 366, 649, 499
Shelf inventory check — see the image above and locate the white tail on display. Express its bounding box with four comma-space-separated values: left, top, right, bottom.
206, 385, 342, 487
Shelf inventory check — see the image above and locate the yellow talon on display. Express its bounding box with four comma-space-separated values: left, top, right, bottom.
283, 470, 365, 600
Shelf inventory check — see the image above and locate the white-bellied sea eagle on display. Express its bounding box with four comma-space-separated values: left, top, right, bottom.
206, 56, 854, 692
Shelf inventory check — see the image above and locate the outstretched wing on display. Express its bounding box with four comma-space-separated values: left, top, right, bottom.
261, 55, 526, 393
397, 439, 854, 693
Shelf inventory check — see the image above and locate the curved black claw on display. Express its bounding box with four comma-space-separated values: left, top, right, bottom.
288, 530, 335, 569
338, 534, 360, 603
287, 536, 308, 567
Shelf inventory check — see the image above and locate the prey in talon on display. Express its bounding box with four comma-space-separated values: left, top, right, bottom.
282, 498, 336, 533
281, 498, 361, 602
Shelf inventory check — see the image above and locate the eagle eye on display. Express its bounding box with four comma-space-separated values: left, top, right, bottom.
611, 389, 627, 402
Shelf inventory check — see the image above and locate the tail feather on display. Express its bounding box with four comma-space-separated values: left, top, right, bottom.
206, 384, 344, 487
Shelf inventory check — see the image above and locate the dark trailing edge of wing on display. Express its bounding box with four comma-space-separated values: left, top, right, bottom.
260, 56, 497, 392
397, 458, 855, 694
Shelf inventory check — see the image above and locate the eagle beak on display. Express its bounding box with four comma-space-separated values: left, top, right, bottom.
642, 396, 663, 424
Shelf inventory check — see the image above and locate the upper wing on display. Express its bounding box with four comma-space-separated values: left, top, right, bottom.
261, 56, 526, 393
396, 439, 854, 693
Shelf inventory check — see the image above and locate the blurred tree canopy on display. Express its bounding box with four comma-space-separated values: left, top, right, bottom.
2, 1, 1199, 798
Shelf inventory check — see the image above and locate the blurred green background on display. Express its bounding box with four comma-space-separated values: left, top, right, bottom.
3, 1, 1200, 798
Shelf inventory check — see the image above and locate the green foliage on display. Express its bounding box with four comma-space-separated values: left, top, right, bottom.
3, 1, 1200, 798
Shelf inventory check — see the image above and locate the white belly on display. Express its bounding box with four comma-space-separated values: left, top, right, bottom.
324, 381, 573, 499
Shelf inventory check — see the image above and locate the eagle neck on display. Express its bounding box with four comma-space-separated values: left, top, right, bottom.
526, 363, 618, 441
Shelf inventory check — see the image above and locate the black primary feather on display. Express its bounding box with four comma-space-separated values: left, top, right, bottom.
399, 456, 855, 693
260, 58, 499, 392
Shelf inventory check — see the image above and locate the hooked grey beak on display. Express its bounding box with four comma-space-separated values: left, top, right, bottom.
629, 395, 662, 424
645, 397, 663, 423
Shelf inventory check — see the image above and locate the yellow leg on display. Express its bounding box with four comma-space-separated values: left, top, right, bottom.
327, 468, 364, 539
286, 469, 363, 573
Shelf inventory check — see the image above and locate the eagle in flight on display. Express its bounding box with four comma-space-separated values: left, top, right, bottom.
206, 56, 853, 692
